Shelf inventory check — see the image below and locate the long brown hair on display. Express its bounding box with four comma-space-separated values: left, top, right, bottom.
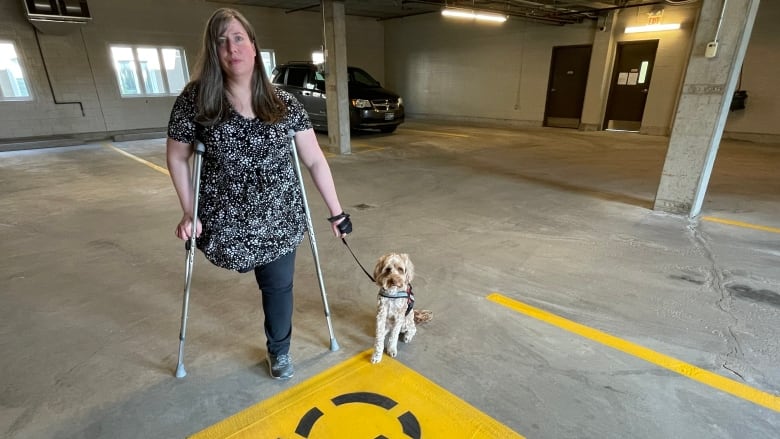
190, 8, 285, 126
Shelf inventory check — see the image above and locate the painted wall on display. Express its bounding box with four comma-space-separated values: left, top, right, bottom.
385, 4, 699, 135
385, 2, 777, 140
724, 0, 780, 141
385, 14, 594, 127
1, 0, 777, 142
613, 4, 698, 136
0, 0, 384, 140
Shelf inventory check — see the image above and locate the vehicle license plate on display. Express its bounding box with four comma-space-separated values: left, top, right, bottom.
384, 113, 395, 120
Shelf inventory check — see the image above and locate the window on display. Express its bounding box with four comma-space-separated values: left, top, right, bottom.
638, 61, 649, 84
110, 45, 188, 97
0, 41, 32, 101
260, 49, 275, 78
311, 50, 324, 65
314, 71, 325, 92
350, 68, 380, 87
286, 67, 308, 88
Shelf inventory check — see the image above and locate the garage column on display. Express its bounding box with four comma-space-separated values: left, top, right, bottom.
654, 0, 760, 217
322, 0, 351, 155
580, 11, 618, 131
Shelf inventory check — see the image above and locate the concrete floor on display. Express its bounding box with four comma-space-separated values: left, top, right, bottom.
1, 120, 779, 439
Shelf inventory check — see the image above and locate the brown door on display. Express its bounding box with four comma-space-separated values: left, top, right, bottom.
544, 45, 592, 128
603, 40, 659, 131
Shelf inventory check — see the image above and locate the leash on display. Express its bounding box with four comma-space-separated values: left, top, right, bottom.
341, 238, 376, 283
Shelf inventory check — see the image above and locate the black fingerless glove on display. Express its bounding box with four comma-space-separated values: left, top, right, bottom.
327, 212, 352, 235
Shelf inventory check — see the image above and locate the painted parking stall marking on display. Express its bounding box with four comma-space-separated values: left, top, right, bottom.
189, 350, 524, 439
488, 292, 780, 413
701, 216, 780, 234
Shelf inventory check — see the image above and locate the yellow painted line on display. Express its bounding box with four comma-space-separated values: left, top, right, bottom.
349, 142, 386, 153
401, 128, 471, 138
356, 147, 385, 153
107, 141, 380, 169
190, 350, 524, 439
322, 144, 386, 157
702, 216, 780, 234
104, 143, 169, 176
487, 293, 780, 413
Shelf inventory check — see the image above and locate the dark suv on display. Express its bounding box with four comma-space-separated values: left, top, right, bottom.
272, 62, 404, 133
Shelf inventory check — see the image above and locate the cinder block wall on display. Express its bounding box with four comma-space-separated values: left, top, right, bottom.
0, 0, 384, 142
1, 1, 777, 143
614, 4, 698, 136
385, 15, 594, 128
385, 5, 697, 135
384, 2, 779, 140
723, 1, 780, 142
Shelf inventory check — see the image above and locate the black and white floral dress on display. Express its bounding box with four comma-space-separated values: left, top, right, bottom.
167, 84, 311, 272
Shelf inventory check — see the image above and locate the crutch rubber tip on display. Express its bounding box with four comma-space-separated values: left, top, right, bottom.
175, 364, 187, 378
330, 338, 340, 352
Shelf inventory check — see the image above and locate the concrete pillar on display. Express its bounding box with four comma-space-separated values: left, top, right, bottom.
322, 0, 351, 155
580, 11, 618, 131
654, 0, 760, 217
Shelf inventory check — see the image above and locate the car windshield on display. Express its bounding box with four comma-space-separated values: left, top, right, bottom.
349, 68, 380, 87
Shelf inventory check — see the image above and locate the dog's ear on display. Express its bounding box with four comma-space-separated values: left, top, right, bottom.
401, 253, 414, 283
373, 255, 387, 285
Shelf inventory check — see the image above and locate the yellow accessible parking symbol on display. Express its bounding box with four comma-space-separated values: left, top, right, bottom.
190, 350, 524, 439
295, 391, 420, 437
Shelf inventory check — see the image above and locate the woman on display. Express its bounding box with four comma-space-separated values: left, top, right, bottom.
166, 8, 350, 380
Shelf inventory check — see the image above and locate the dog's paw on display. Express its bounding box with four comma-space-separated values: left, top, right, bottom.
370, 352, 383, 363
387, 347, 398, 357
402, 332, 414, 343
414, 309, 433, 324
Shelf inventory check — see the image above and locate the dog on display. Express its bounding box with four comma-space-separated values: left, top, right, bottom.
371, 252, 417, 363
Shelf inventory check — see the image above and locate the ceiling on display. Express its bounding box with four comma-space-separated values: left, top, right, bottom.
209, 1, 695, 25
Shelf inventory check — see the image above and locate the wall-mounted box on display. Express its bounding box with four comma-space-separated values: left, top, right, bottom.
23, 0, 91, 34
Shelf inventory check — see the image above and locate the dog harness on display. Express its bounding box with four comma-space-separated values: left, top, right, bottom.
379, 285, 415, 316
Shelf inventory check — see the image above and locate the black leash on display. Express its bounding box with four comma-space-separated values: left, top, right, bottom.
341, 238, 375, 282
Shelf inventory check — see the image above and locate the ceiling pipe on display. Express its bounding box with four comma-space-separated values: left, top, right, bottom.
552, 1, 665, 17
401, 0, 579, 25
376, 10, 439, 22
284, 3, 320, 14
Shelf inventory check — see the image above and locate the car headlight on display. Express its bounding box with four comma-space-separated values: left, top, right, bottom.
351, 99, 372, 108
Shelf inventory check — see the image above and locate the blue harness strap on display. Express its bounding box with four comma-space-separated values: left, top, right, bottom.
379, 285, 415, 316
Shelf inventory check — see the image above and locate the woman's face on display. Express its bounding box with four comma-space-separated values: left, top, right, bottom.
217, 17, 256, 80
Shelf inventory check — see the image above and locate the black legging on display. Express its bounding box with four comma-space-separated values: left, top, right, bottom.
253, 250, 296, 356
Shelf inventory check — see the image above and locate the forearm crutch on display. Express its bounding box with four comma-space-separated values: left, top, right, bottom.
175, 141, 206, 378
289, 132, 340, 351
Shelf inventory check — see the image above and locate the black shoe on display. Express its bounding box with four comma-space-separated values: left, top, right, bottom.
267, 354, 294, 380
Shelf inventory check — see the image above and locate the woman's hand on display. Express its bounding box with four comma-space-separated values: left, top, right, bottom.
331, 220, 345, 238
328, 212, 352, 238
175, 214, 203, 240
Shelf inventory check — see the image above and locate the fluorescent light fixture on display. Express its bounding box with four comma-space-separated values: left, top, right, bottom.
442, 8, 507, 23
624, 23, 681, 34
311, 50, 324, 64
